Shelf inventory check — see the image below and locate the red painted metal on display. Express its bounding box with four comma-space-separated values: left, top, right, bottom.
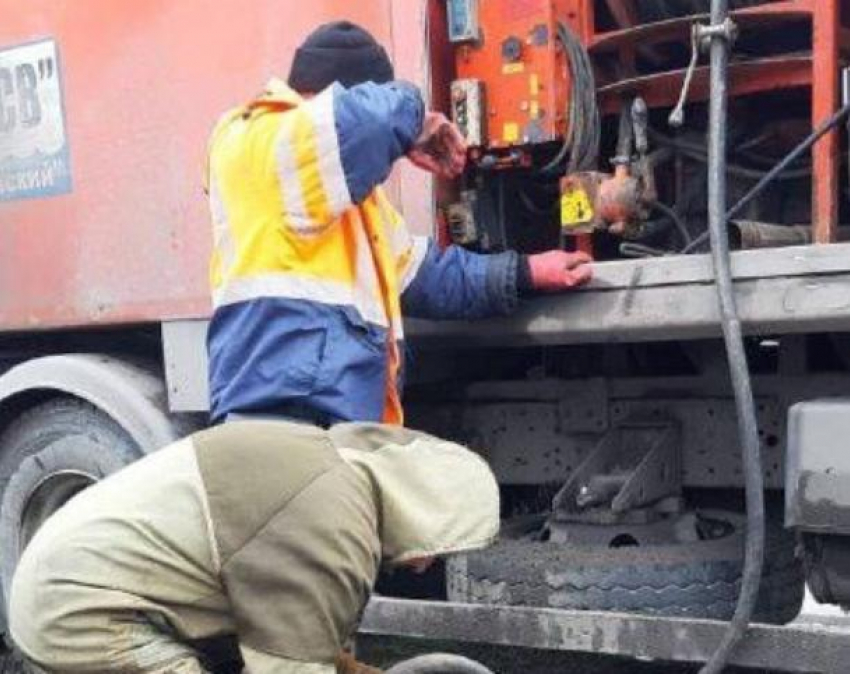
590, 1, 817, 56
575, 234, 593, 256
597, 56, 814, 114
812, 0, 841, 243
589, 0, 848, 243
453, 0, 588, 149
0, 0, 433, 332
1, 0, 847, 334
390, 0, 439, 238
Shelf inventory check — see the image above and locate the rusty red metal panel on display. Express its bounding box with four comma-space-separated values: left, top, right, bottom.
590, 1, 815, 55
811, 0, 840, 244
388, 0, 437, 237
588, 0, 845, 244
597, 56, 814, 114
452, 0, 587, 150
0, 0, 409, 331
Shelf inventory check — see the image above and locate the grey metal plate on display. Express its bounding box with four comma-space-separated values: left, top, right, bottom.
406, 245, 850, 349
787, 399, 850, 534
360, 598, 850, 673
161, 320, 211, 413
611, 397, 785, 489
159, 246, 850, 414
409, 395, 785, 488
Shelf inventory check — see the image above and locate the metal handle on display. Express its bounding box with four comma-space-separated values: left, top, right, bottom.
668, 24, 701, 128
668, 19, 737, 128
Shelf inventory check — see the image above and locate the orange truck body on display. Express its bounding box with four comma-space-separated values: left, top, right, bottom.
0, 0, 434, 332
454, 0, 588, 150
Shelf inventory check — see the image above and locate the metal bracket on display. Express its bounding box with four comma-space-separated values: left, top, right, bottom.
551, 422, 681, 516
697, 17, 738, 46
668, 18, 738, 128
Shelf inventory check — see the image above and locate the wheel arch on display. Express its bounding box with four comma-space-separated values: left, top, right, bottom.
0, 354, 186, 454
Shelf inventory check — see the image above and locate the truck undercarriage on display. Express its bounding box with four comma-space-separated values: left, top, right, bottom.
3, 0, 850, 671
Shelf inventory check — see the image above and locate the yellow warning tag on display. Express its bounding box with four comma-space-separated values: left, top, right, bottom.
529, 73, 540, 96
503, 122, 520, 143
530, 100, 540, 119
561, 188, 594, 227
502, 62, 525, 75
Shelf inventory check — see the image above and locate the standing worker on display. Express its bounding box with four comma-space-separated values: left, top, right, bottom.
207, 21, 593, 427
8, 421, 499, 673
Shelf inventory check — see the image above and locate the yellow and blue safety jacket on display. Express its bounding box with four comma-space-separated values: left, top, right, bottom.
207, 79, 519, 425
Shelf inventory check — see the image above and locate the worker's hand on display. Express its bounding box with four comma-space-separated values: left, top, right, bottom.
407, 112, 466, 179
527, 250, 593, 292
336, 651, 383, 674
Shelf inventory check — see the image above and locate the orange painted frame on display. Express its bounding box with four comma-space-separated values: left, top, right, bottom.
811, 0, 841, 243
589, 0, 845, 243
453, 0, 591, 149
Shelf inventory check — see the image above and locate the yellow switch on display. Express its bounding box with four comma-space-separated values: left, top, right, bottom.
561, 188, 594, 227
503, 122, 520, 143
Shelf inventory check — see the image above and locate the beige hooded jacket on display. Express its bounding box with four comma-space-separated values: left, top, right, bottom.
9, 421, 499, 674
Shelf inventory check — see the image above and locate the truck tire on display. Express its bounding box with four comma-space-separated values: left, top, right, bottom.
0, 647, 26, 674
447, 510, 804, 625
0, 397, 142, 620
385, 654, 494, 674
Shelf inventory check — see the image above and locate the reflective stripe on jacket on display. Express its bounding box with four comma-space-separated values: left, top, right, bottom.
207, 79, 519, 424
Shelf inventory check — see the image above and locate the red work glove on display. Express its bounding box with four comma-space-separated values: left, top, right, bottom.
407, 111, 467, 179
525, 250, 593, 292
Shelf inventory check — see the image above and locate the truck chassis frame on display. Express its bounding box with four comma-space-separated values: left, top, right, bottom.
360, 598, 850, 673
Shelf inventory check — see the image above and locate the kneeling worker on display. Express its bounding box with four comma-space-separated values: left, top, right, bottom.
9, 422, 499, 673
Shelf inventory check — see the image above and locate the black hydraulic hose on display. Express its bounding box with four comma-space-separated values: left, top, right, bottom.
540, 22, 600, 175
619, 241, 666, 258
683, 100, 850, 253
649, 132, 812, 181
651, 200, 693, 247
699, 2, 764, 673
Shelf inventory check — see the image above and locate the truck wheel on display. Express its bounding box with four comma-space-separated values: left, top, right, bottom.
0, 647, 26, 673
385, 654, 494, 674
447, 510, 804, 624
0, 398, 142, 619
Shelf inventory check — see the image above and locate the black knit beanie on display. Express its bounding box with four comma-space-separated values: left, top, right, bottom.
288, 21, 395, 92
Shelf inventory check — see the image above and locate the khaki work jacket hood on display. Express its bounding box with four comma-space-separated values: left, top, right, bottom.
10, 421, 500, 673
328, 423, 501, 564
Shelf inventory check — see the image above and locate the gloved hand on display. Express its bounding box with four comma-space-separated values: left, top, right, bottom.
407, 112, 467, 179
524, 250, 593, 293
336, 650, 383, 674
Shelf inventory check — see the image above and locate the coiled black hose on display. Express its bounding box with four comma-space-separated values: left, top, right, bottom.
651, 200, 693, 247
541, 21, 600, 174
